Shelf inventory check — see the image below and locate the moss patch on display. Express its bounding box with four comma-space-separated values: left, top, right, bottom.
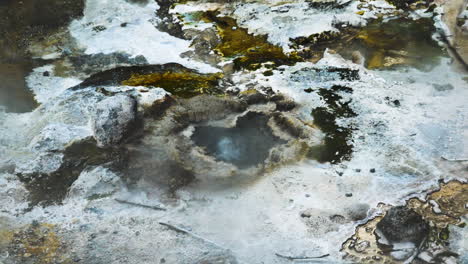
122, 71, 223, 98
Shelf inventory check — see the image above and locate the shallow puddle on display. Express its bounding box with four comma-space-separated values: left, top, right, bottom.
0, 62, 38, 113
341, 18, 447, 70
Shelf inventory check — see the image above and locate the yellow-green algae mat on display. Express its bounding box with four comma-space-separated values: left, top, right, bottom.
183, 10, 303, 71
342, 180, 467, 263
122, 70, 223, 98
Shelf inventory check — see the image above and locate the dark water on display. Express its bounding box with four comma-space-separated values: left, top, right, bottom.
192, 112, 286, 168
0, 0, 85, 113
0, 62, 38, 113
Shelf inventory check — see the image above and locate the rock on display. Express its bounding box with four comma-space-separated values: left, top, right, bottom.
29, 124, 90, 152
239, 90, 268, 105
275, 99, 296, 111
67, 166, 121, 200
376, 206, 429, 244
92, 94, 137, 147
15, 153, 64, 177
68, 53, 148, 77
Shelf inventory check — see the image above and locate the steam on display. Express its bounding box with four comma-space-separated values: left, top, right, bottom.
216, 137, 241, 162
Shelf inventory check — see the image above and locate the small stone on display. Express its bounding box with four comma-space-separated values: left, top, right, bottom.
120, 22, 128, 27
300, 212, 312, 218
92, 25, 106, 32
345, 193, 353, 197
393, 100, 400, 107
354, 240, 370, 252
337, 172, 344, 176
43, 71, 50, 77
370, 168, 376, 173
355, 169, 361, 172
305, 194, 310, 198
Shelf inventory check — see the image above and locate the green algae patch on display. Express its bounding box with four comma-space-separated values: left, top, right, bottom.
199, 11, 302, 70
122, 71, 223, 98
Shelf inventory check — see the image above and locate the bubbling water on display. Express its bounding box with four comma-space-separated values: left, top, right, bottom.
191, 112, 286, 168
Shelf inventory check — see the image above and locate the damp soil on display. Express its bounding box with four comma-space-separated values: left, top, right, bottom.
191, 112, 286, 168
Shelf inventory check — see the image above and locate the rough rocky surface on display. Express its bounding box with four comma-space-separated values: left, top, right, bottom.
92, 94, 137, 147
